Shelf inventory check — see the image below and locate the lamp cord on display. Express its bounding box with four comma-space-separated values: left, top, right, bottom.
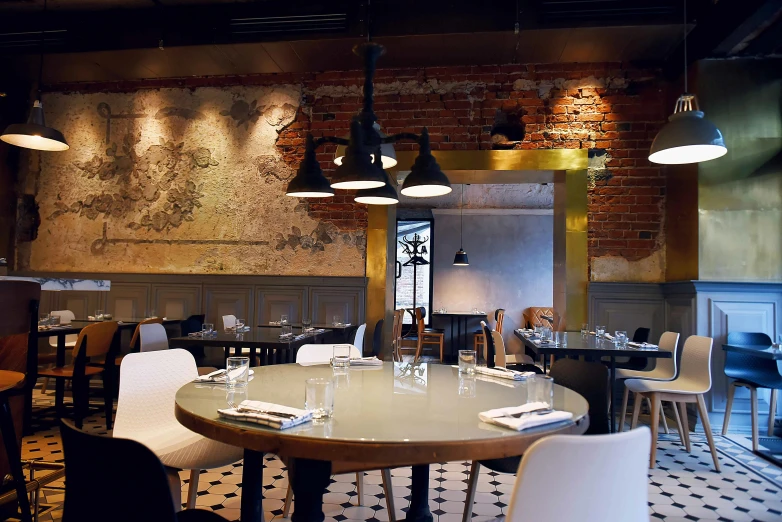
460, 185, 464, 250
683, 0, 688, 93
37, 0, 47, 97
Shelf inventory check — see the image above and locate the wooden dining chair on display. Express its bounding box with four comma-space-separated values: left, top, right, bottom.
473, 309, 505, 352
413, 307, 445, 362
391, 309, 404, 362
38, 321, 118, 429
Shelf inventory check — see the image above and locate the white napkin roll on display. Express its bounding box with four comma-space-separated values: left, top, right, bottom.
218, 400, 311, 430
479, 402, 573, 431
475, 366, 532, 381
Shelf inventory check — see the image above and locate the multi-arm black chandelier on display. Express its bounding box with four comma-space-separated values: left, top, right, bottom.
285, 42, 452, 205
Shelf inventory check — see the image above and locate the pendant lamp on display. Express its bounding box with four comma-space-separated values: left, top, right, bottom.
648, 0, 726, 165
0, 0, 68, 152
334, 122, 397, 169
453, 185, 469, 266
330, 120, 386, 190
285, 134, 334, 197
354, 149, 399, 205
401, 129, 452, 197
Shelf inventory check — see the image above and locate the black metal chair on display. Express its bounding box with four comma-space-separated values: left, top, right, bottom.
722, 332, 781, 450
550, 358, 610, 435
60, 419, 225, 522
371, 319, 384, 357
483, 323, 543, 374
178, 314, 206, 358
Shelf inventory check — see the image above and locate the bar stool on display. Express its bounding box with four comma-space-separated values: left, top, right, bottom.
474, 308, 504, 352
0, 370, 32, 522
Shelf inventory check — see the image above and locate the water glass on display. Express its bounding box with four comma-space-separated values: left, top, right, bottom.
458, 349, 477, 374
302, 318, 312, 331
533, 323, 543, 336
235, 318, 246, 331
148, 309, 156, 318
202, 323, 214, 337
528, 375, 554, 408
581, 323, 589, 336
332, 344, 351, 368
553, 331, 562, 346
595, 325, 606, 337
333, 315, 342, 326
225, 357, 250, 389
95, 310, 104, 321
305, 378, 334, 419
458, 375, 477, 398
541, 327, 552, 342
615, 330, 628, 348
281, 324, 293, 337
561, 332, 568, 347
280, 314, 289, 325
39, 314, 51, 328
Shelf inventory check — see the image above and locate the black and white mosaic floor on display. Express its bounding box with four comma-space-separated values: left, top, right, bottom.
18, 388, 782, 522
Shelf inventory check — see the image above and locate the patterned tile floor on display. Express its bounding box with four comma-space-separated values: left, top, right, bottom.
15, 386, 782, 522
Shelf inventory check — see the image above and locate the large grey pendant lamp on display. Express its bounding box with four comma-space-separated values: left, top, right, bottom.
453, 185, 469, 266
0, 0, 69, 152
648, 0, 726, 165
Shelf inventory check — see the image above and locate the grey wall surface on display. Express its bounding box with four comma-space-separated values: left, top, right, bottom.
432, 212, 553, 355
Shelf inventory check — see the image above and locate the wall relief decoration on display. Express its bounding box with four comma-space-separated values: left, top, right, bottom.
24, 86, 366, 276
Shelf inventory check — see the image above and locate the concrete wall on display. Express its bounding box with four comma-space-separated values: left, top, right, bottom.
432, 211, 553, 355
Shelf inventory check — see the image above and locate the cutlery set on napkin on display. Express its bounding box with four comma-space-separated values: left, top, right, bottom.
298, 356, 383, 367
474, 366, 534, 381
627, 341, 659, 349
479, 401, 573, 431
218, 400, 311, 430
194, 368, 255, 383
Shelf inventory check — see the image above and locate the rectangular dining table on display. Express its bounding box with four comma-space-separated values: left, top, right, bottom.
516, 330, 673, 433
170, 327, 331, 366
431, 311, 487, 357
257, 323, 358, 345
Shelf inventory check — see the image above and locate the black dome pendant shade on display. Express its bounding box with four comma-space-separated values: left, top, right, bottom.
354, 149, 399, 205
1, 101, 69, 151
330, 120, 386, 190
285, 134, 334, 197
453, 249, 469, 266
400, 128, 452, 197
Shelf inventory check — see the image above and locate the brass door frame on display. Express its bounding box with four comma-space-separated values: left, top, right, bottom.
365, 149, 588, 356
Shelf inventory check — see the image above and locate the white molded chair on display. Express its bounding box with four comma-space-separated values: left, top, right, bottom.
296, 344, 361, 365
505, 428, 651, 522
618, 331, 681, 434
222, 315, 237, 330
114, 349, 243, 509
626, 335, 719, 471
352, 323, 367, 354
49, 310, 77, 347
139, 323, 169, 352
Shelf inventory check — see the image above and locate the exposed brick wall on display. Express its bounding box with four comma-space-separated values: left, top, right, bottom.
48, 62, 669, 277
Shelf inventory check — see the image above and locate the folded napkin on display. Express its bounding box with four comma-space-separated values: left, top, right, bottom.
333, 323, 352, 327
479, 402, 573, 431
627, 342, 658, 349
194, 368, 255, 383
280, 333, 307, 341
349, 356, 383, 367
475, 366, 533, 381
218, 400, 311, 430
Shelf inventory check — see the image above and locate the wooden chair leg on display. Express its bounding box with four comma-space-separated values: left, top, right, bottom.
670, 401, 685, 446
631, 392, 642, 430
696, 394, 721, 472
722, 382, 736, 436
187, 469, 200, 509
380, 469, 396, 522
750, 386, 759, 452
678, 401, 691, 453
41, 377, 50, 394
768, 389, 777, 437
55, 378, 65, 419
462, 461, 480, 522
649, 393, 660, 468
439, 336, 444, 362
283, 483, 293, 518
646, 397, 668, 434
659, 399, 670, 435
355, 472, 364, 506
619, 385, 630, 432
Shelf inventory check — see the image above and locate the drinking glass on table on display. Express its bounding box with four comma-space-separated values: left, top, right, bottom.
541, 327, 552, 343
333, 315, 342, 327
458, 349, 477, 374
281, 324, 293, 337
148, 309, 156, 319
280, 314, 289, 325
534, 323, 543, 337
527, 375, 554, 408
302, 318, 312, 331
553, 331, 562, 346
235, 318, 245, 331
595, 325, 606, 338
305, 378, 334, 419
225, 357, 250, 389
202, 323, 214, 337
39, 314, 51, 329
615, 330, 628, 348
95, 310, 104, 321
581, 323, 589, 336
332, 344, 351, 368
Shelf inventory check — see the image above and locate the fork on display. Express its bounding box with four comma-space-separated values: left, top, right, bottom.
504, 407, 552, 418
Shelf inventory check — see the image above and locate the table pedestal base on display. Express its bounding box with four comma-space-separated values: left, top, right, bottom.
289, 458, 332, 522
242, 450, 265, 522
405, 465, 433, 522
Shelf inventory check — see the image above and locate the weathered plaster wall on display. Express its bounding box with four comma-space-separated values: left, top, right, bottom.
20, 86, 366, 275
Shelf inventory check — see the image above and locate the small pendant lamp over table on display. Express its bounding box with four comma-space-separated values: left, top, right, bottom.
453, 185, 469, 266
354, 149, 399, 205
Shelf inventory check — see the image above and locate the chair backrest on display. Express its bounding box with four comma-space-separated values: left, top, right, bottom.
506, 428, 651, 522
631, 327, 650, 343
180, 314, 205, 336
113, 349, 198, 441
0, 281, 40, 339
295, 344, 362, 365
73, 321, 118, 359
129, 317, 164, 352
653, 331, 681, 379
481, 321, 506, 368
495, 308, 505, 334
352, 323, 367, 354
549, 358, 610, 435
371, 319, 384, 357
676, 335, 714, 393
523, 307, 554, 329
222, 314, 237, 329
391, 310, 404, 361
139, 323, 169, 353
60, 419, 177, 522
414, 307, 426, 336
724, 332, 777, 380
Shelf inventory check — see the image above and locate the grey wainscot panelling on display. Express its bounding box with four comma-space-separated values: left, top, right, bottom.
590, 281, 782, 434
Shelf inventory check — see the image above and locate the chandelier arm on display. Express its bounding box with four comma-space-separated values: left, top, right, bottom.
382, 132, 421, 144
313, 136, 350, 148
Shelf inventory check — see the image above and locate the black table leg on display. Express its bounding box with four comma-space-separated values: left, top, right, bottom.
288, 457, 331, 522
0, 395, 32, 522
609, 356, 616, 433
241, 449, 264, 522
406, 464, 433, 522
449, 317, 455, 360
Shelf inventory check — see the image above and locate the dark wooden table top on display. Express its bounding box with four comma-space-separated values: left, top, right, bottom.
257, 323, 356, 331
170, 327, 330, 348
516, 330, 673, 359
722, 343, 782, 360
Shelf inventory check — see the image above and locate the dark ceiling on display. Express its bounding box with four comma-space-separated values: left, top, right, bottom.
0, 0, 779, 85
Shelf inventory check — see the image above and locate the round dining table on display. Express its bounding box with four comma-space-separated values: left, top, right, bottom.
175, 363, 589, 522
